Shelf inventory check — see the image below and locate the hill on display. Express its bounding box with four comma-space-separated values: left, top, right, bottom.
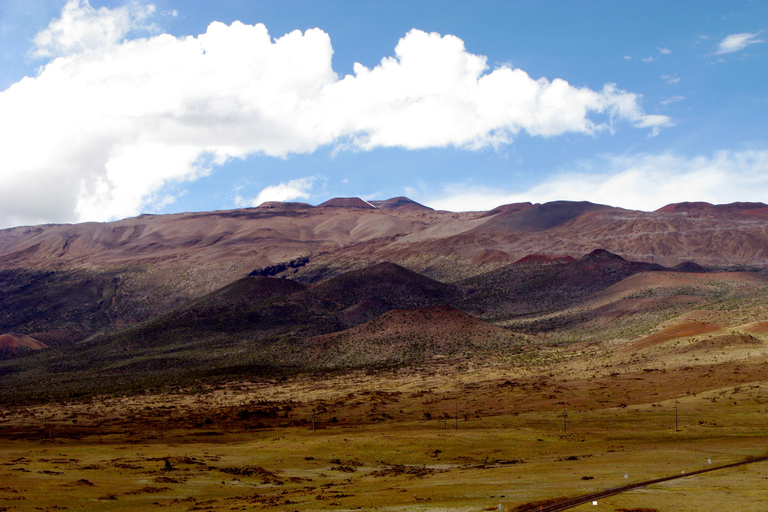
457, 249, 670, 323
308, 305, 523, 367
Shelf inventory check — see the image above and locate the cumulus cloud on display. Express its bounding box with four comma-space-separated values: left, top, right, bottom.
32, 0, 156, 58
425, 150, 768, 212
236, 176, 316, 207
0, 1, 667, 228
715, 32, 764, 55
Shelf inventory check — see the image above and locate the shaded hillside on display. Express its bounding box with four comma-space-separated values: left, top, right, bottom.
85, 263, 463, 356
0, 262, 468, 400
457, 249, 670, 322
505, 269, 768, 344
0, 269, 118, 344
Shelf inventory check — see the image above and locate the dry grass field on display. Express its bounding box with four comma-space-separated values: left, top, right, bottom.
2, 337, 767, 512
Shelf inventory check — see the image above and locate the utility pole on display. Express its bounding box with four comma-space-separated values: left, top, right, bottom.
563, 403, 568, 434
675, 400, 679, 432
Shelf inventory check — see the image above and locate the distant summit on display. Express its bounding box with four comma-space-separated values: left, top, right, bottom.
256, 201, 313, 211
316, 196, 432, 210
368, 197, 433, 211
318, 197, 376, 208
473, 200, 613, 233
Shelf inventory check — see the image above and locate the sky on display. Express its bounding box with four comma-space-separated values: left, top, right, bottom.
0, 0, 766, 229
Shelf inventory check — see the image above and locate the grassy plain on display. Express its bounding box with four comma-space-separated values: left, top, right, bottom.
2, 341, 767, 512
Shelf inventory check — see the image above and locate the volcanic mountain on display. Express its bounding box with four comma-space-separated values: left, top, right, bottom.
1, 197, 767, 342
1, 197, 768, 399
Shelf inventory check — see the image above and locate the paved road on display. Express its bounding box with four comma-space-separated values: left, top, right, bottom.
515, 455, 768, 512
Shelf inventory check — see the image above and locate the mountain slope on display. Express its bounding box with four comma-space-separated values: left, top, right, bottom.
308, 305, 524, 367
457, 249, 670, 322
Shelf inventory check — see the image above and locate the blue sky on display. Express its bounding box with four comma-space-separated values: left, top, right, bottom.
0, 0, 766, 228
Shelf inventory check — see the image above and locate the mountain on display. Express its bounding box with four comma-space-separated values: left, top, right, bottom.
1, 198, 768, 400
1, 198, 767, 345
471, 200, 613, 233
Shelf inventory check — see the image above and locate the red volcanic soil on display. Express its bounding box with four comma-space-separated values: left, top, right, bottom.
630, 320, 722, 350
513, 254, 576, 265
317, 197, 376, 209
0, 333, 48, 351
743, 207, 768, 217
744, 321, 768, 334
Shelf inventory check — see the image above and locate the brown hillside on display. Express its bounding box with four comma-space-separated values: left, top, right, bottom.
310, 305, 521, 367
631, 320, 723, 350
0, 333, 48, 351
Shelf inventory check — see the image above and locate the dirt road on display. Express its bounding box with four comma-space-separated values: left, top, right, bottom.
517, 455, 768, 512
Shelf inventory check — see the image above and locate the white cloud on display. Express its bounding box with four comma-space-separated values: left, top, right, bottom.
32, 0, 156, 58
660, 95, 685, 105
658, 47, 671, 54
661, 75, 680, 84
424, 150, 768, 212
715, 32, 764, 55
632, 114, 673, 129
0, 3, 668, 228
236, 176, 316, 207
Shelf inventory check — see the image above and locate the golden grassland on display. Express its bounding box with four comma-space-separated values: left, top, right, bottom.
2, 336, 768, 512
